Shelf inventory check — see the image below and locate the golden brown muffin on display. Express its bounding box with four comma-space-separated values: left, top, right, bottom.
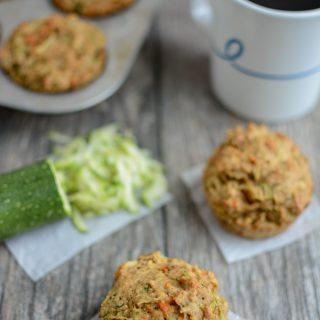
0, 14, 106, 93
99, 252, 228, 320
53, 0, 134, 17
203, 123, 313, 239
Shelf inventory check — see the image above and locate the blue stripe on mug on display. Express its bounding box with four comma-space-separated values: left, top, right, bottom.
213, 38, 320, 81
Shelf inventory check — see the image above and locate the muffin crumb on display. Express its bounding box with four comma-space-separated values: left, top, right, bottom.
53, 0, 134, 17
0, 14, 106, 93
203, 123, 313, 239
100, 252, 228, 320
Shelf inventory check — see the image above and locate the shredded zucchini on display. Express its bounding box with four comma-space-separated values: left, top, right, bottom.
50, 125, 167, 231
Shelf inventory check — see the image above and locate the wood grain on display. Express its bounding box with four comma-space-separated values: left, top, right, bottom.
0, 0, 320, 319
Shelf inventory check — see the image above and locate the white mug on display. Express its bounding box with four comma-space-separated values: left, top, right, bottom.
191, 0, 320, 122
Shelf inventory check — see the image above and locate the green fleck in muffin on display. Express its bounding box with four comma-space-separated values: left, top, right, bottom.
203, 123, 313, 239
99, 252, 228, 320
53, 0, 134, 17
0, 14, 106, 93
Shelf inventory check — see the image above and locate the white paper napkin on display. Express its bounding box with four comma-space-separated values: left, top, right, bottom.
5, 194, 171, 281
182, 165, 320, 263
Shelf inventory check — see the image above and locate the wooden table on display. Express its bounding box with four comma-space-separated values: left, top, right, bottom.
0, 0, 319, 319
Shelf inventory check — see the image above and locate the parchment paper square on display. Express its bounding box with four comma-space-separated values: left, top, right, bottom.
182, 165, 320, 263
6, 194, 171, 281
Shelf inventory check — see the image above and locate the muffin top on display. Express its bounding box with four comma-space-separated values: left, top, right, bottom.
203, 123, 313, 234
53, 0, 134, 17
99, 252, 228, 320
0, 14, 106, 93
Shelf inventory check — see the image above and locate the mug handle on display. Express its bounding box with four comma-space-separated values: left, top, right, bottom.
189, 0, 214, 36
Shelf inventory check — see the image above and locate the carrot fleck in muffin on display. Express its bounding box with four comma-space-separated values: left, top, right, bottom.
53, 0, 134, 17
203, 123, 313, 239
0, 14, 106, 93
99, 252, 228, 320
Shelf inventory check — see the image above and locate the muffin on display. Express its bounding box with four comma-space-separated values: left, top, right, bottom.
0, 15, 106, 93
53, 0, 134, 17
203, 123, 313, 239
99, 252, 228, 319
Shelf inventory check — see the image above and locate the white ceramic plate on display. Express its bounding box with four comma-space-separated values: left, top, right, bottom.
0, 0, 159, 114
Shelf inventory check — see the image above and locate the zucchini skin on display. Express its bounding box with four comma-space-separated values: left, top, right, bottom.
0, 160, 68, 240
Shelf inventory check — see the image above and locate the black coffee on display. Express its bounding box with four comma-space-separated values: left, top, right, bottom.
248, 0, 320, 11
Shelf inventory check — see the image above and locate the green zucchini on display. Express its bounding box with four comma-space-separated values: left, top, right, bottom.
0, 125, 168, 239
0, 160, 70, 240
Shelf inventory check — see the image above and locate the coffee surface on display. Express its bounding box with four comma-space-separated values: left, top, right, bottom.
248, 0, 320, 11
